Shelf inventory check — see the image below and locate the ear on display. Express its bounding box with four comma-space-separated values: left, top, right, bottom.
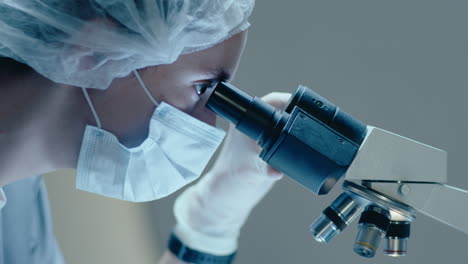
64, 18, 119, 72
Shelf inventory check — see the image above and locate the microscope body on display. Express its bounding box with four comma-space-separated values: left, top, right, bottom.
343, 126, 468, 233
208, 83, 367, 195
206, 82, 468, 258
334, 126, 468, 257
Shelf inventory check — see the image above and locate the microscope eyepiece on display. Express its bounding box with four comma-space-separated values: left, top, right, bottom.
207, 82, 280, 143
206, 82, 253, 126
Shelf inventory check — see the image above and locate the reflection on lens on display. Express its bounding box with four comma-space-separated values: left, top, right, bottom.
384, 221, 411, 257
353, 205, 390, 258
310, 193, 361, 243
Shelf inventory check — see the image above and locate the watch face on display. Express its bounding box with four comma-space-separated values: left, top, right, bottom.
168, 233, 237, 264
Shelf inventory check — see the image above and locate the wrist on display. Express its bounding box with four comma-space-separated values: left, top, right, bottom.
173, 222, 238, 256
173, 185, 242, 255
172, 168, 280, 256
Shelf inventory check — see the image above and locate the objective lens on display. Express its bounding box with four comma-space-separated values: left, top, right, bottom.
310, 193, 362, 243
353, 205, 391, 258
384, 221, 411, 257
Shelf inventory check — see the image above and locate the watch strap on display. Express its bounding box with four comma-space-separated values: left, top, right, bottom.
168, 232, 237, 264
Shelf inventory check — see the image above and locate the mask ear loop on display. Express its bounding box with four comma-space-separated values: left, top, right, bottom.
81, 87, 102, 129
133, 70, 159, 106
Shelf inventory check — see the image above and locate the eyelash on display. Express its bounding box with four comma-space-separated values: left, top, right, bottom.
194, 80, 218, 96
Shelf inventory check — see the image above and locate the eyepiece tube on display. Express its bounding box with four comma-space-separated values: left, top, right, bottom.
207, 82, 279, 141
206, 82, 253, 125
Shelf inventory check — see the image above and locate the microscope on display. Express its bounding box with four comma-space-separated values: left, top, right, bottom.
206, 82, 468, 258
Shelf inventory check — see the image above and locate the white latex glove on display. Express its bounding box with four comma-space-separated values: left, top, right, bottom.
173, 92, 292, 255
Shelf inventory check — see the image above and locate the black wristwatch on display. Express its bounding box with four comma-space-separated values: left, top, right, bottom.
168, 232, 237, 264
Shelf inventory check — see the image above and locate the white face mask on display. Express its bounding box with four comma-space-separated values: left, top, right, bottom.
76, 71, 225, 202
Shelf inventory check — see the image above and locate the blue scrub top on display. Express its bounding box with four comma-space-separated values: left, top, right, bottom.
0, 176, 64, 264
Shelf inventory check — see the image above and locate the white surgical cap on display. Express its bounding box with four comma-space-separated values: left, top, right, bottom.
0, 0, 254, 89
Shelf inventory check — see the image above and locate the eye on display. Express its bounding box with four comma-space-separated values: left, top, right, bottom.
194, 80, 218, 96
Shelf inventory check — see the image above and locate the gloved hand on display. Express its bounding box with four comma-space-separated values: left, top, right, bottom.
173, 92, 292, 255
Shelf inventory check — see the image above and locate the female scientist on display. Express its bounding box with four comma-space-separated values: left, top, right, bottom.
0, 1, 289, 263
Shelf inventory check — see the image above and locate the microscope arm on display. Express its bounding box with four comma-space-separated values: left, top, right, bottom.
344, 126, 448, 183
362, 182, 468, 234
344, 126, 468, 233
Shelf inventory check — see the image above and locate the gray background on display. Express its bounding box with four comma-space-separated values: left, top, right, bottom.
44, 1, 468, 263
152, 0, 468, 263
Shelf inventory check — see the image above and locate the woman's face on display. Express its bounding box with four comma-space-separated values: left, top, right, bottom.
90, 31, 248, 147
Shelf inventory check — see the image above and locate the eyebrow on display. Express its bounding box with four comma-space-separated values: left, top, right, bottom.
207, 69, 231, 82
